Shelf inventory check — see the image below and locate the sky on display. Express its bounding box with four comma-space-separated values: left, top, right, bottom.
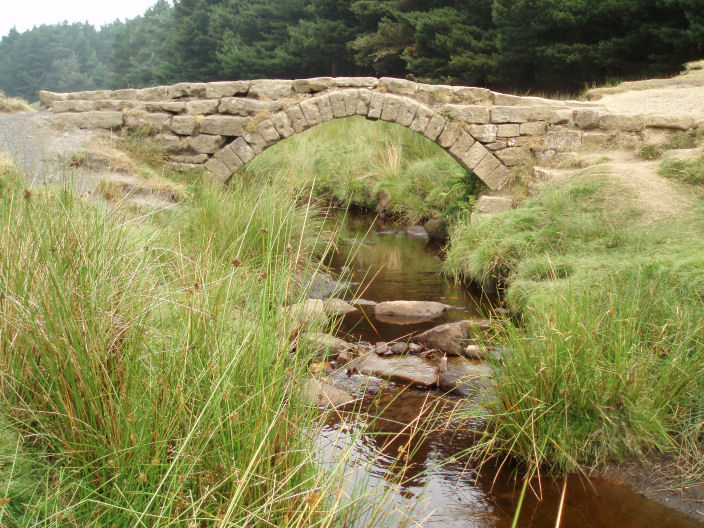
1, 0, 163, 38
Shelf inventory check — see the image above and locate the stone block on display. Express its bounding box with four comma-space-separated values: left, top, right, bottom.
286, 106, 309, 133
189, 134, 225, 154
367, 92, 385, 120
473, 154, 501, 181
378, 77, 418, 96
476, 195, 513, 214
497, 124, 520, 138
573, 109, 602, 129
380, 94, 404, 122
232, 137, 255, 163
356, 89, 372, 116
483, 165, 509, 190
111, 89, 138, 100
144, 101, 186, 113
199, 115, 247, 136
492, 105, 553, 123
172, 116, 197, 135
218, 98, 282, 116
51, 111, 124, 129
154, 133, 186, 153
316, 95, 334, 121
185, 100, 219, 115
549, 109, 573, 125
215, 145, 243, 172
486, 140, 508, 151
582, 131, 611, 147
343, 90, 360, 117
452, 86, 492, 104
545, 129, 582, 149
271, 112, 295, 139
519, 121, 547, 135
438, 122, 464, 148
441, 104, 490, 124
448, 132, 476, 160
256, 119, 281, 143
170, 153, 209, 164
409, 105, 435, 134
333, 77, 379, 88
125, 112, 172, 131
416, 84, 453, 105
509, 136, 540, 148
424, 114, 447, 141
66, 90, 111, 101
598, 113, 645, 132
95, 100, 141, 111
329, 91, 347, 118
249, 80, 293, 99
168, 83, 207, 99
135, 86, 169, 101
645, 114, 694, 130
243, 132, 267, 155
300, 99, 323, 127
462, 142, 489, 169
469, 124, 497, 143
52, 100, 95, 112
495, 146, 530, 166
395, 99, 419, 127
205, 157, 230, 182
205, 81, 251, 98
39, 90, 68, 107
293, 77, 334, 93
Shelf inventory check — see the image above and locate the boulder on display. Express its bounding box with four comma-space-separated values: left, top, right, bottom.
406, 225, 429, 238
302, 378, 355, 408
424, 218, 449, 243
374, 342, 392, 356
352, 298, 377, 307
302, 332, 352, 356
413, 320, 492, 356
286, 299, 329, 333
323, 298, 357, 316
349, 353, 439, 388
374, 300, 450, 325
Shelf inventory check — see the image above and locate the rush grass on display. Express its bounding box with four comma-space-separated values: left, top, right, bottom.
445, 170, 704, 475
0, 160, 382, 526
244, 116, 485, 224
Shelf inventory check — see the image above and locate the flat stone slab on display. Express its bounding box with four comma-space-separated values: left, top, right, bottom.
302, 332, 352, 356
303, 378, 355, 408
349, 352, 439, 387
374, 300, 450, 325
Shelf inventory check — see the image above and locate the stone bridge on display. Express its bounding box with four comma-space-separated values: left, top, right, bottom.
40, 77, 698, 190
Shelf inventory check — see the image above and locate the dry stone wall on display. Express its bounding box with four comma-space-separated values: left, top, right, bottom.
41, 77, 700, 190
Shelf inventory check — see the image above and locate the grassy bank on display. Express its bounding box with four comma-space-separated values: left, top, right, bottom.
244, 116, 485, 224
0, 92, 32, 114
445, 161, 704, 476
0, 154, 374, 525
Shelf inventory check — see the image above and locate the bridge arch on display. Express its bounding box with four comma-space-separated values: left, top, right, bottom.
205, 89, 508, 190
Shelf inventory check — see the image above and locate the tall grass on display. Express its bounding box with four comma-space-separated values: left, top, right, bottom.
445, 170, 704, 476
244, 117, 484, 223
0, 160, 380, 525
0, 92, 33, 114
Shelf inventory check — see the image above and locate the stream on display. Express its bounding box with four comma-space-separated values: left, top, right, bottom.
313, 210, 701, 528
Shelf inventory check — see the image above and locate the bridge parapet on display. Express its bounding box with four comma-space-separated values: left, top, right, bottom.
40, 77, 698, 190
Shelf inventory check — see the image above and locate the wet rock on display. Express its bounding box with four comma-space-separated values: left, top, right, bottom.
352, 298, 377, 307
303, 378, 355, 408
374, 342, 392, 356
349, 352, 440, 388
286, 299, 328, 333
390, 342, 408, 355
303, 332, 352, 356
323, 298, 357, 316
412, 320, 480, 356
438, 357, 494, 396
374, 300, 450, 325
406, 225, 429, 238
424, 218, 450, 243
463, 344, 489, 360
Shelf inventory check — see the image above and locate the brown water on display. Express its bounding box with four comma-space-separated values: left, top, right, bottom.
317, 210, 703, 528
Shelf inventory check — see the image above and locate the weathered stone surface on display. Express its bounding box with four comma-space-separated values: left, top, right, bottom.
470, 124, 498, 143
143, 101, 186, 113
170, 162, 206, 172
205, 81, 250, 99
486, 140, 508, 151
315, 94, 334, 121
243, 132, 268, 155
231, 137, 255, 163
135, 86, 169, 101
573, 109, 603, 130
52, 100, 95, 112
300, 99, 323, 127
51, 111, 123, 129
328, 91, 347, 119
185, 100, 219, 115
287, 299, 329, 333
379, 77, 418, 96
249, 80, 293, 99
343, 90, 360, 116
333, 77, 379, 88
170, 153, 209, 164
495, 146, 530, 166
598, 113, 645, 132
293, 77, 334, 93
367, 92, 385, 120
409, 105, 435, 134
205, 158, 230, 182
582, 131, 611, 147
124, 112, 171, 131
645, 114, 694, 130
66, 90, 112, 101
475, 195, 512, 215
189, 134, 225, 154
169, 82, 207, 98
303, 332, 352, 356
303, 378, 354, 408
496, 124, 520, 138
39, 90, 68, 107
356, 89, 372, 116
286, 106, 309, 133
441, 104, 490, 124
256, 120, 281, 143
413, 321, 474, 356
215, 145, 243, 172
218, 98, 282, 116
374, 301, 450, 324
424, 218, 449, 243
380, 94, 404, 122
416, 84, 453, 105
449, 132, 476, 161
483, 164, 509, 191
519, 121, 547, 135
473, 153, 502, 178
549, 109, 573, 125
172, 115, 197, 135
453, 86, 493, 103
271, 112, 295, 139
545, 129, 583, 149
349, 353, 439, 388
461, 141, 490, 169
110, 88, 138, 100
199, 115, 247, 136
154, 133, 186, 153
492, 105, 553, 123
424, 114, 447, 141
437, 122, 465, 148
323, 298, 357, 316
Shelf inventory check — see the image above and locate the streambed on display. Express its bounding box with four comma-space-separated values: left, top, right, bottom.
313, 210, 701, 528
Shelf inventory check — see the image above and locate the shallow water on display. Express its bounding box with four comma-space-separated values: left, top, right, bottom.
317, 210, 702, 528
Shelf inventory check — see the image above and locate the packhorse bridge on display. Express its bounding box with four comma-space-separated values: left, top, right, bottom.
40, 77, 700, 191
